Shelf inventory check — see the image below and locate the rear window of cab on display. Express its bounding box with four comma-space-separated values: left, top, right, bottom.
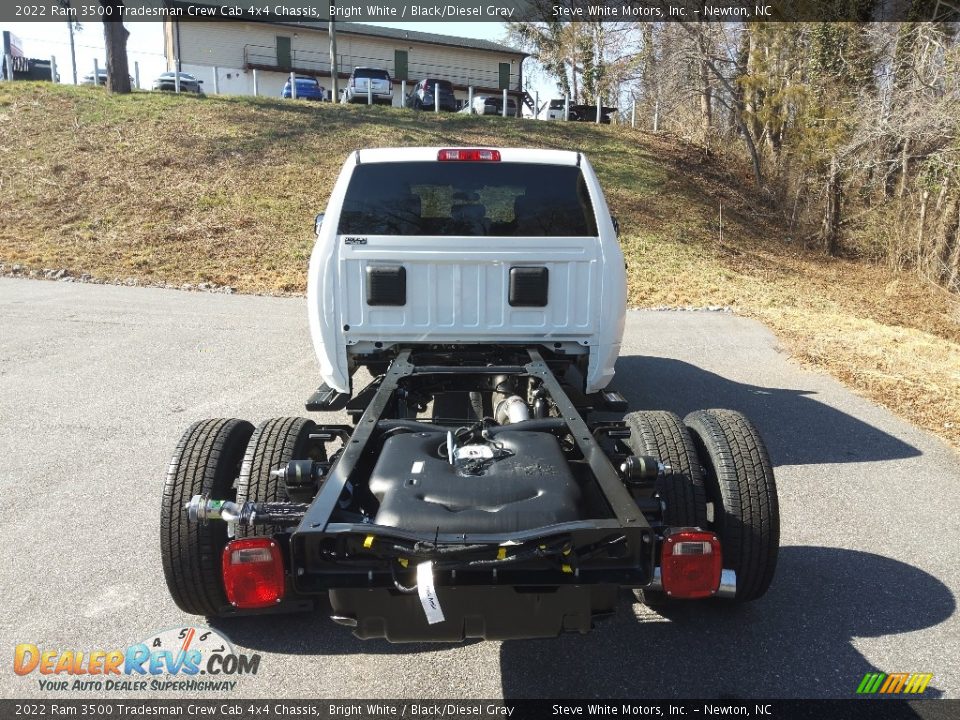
338, 162, 598, 237
354, 69, 390, 80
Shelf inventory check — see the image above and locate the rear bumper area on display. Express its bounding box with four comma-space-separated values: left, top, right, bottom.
347, 93, 393, 103
329, 584, 620, 641
290, 523, 653, 641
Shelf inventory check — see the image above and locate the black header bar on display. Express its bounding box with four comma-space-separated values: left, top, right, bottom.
0, 699, 958, 720
2, 0, 958, 23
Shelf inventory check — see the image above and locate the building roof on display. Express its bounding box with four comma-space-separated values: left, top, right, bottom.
163, 4, 526, 56
277, 21, 527, 57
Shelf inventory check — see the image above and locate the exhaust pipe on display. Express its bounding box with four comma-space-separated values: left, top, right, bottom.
495, 395, 530, 425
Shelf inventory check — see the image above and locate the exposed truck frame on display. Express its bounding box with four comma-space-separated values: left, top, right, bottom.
161, 148, 779, 642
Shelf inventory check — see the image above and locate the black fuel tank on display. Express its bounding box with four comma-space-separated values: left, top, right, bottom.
368, 431, 581, 533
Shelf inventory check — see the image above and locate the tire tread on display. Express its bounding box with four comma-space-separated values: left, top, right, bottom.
623, 410, 708, 527
685, 409, 779, 602
236, 417, 316, 537
160, 418, 254, 616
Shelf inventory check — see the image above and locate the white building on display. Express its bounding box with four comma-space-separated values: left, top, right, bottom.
162, 13, 528, 106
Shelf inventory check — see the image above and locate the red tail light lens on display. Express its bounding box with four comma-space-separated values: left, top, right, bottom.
438, 149, 501, 162
222, 538, 285, 609
660, 529, 722, 599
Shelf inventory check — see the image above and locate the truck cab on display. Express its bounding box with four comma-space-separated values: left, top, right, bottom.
308, 147, 627, 397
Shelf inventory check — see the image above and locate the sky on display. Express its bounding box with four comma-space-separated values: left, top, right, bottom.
5, 21, 167, 83
2, 20, 553, 97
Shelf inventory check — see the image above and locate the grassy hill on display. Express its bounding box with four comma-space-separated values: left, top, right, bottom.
2, 82, 958, 447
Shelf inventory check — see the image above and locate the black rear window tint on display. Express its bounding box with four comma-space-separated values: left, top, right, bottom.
354, 69, 389, 79
338, 162, 598, 237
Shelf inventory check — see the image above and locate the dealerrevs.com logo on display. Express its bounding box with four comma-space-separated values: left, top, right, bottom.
13, 626, 261, 692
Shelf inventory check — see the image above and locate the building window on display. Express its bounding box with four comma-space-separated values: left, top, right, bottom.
394, 50, 408, 81
499, 62, 511, 90
276, 36, 291, 69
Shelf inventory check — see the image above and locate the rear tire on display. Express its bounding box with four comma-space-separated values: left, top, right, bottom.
235, 417, 318, 537
684, 409, 780, 602
623, 411, 707, 606
623, 411, 707, 527
161, 418, 254, 617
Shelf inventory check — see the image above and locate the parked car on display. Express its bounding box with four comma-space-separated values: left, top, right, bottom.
405, 78, 457, 111
460, 94, 519, 117
152, 72, 204, 94
569, 103, 617, 124
538, 98, 579, 121
80, 69, 135, 87
341, 67, 393, 105
282, 76, 327, 101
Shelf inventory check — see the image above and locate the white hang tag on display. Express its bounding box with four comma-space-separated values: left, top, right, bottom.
416, 561, 445, 625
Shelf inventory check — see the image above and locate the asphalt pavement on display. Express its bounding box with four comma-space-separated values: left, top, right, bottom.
1, 277, 957, 699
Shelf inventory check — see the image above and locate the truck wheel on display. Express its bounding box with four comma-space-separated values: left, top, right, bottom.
161, 418, 254, 617
623, 411, 707, 527
684, 409, 780, 602
623, 411, 707, 607
235, 417, 318, 537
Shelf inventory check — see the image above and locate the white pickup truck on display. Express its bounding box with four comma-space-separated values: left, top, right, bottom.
308, 147, 626, 398
161, 147, 780, 642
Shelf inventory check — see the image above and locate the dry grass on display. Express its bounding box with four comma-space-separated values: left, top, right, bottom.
0, 83, 666, 292
1, 83, 958, 447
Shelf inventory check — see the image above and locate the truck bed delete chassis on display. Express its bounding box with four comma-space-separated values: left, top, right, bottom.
287, 348, 656, 641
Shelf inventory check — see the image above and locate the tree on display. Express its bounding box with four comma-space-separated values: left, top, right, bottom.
507, 20, 639, 104
100, 1, 131, 94
507, 21, 570, 98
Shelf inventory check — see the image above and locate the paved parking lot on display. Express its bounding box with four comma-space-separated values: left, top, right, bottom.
1, 278, 957, 699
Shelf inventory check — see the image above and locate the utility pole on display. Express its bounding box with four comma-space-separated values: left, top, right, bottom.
328, 5, 338, 101
60, 0, 78, 84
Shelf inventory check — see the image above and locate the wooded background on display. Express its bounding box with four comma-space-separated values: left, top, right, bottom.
508, 20, 960, 294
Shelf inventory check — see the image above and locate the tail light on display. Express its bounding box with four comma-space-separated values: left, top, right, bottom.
660, 529, 722, 599
222, 538, 286, 609
438, 149, 501, 162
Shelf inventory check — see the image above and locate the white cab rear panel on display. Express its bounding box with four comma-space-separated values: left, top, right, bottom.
340, 237, 597, 338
